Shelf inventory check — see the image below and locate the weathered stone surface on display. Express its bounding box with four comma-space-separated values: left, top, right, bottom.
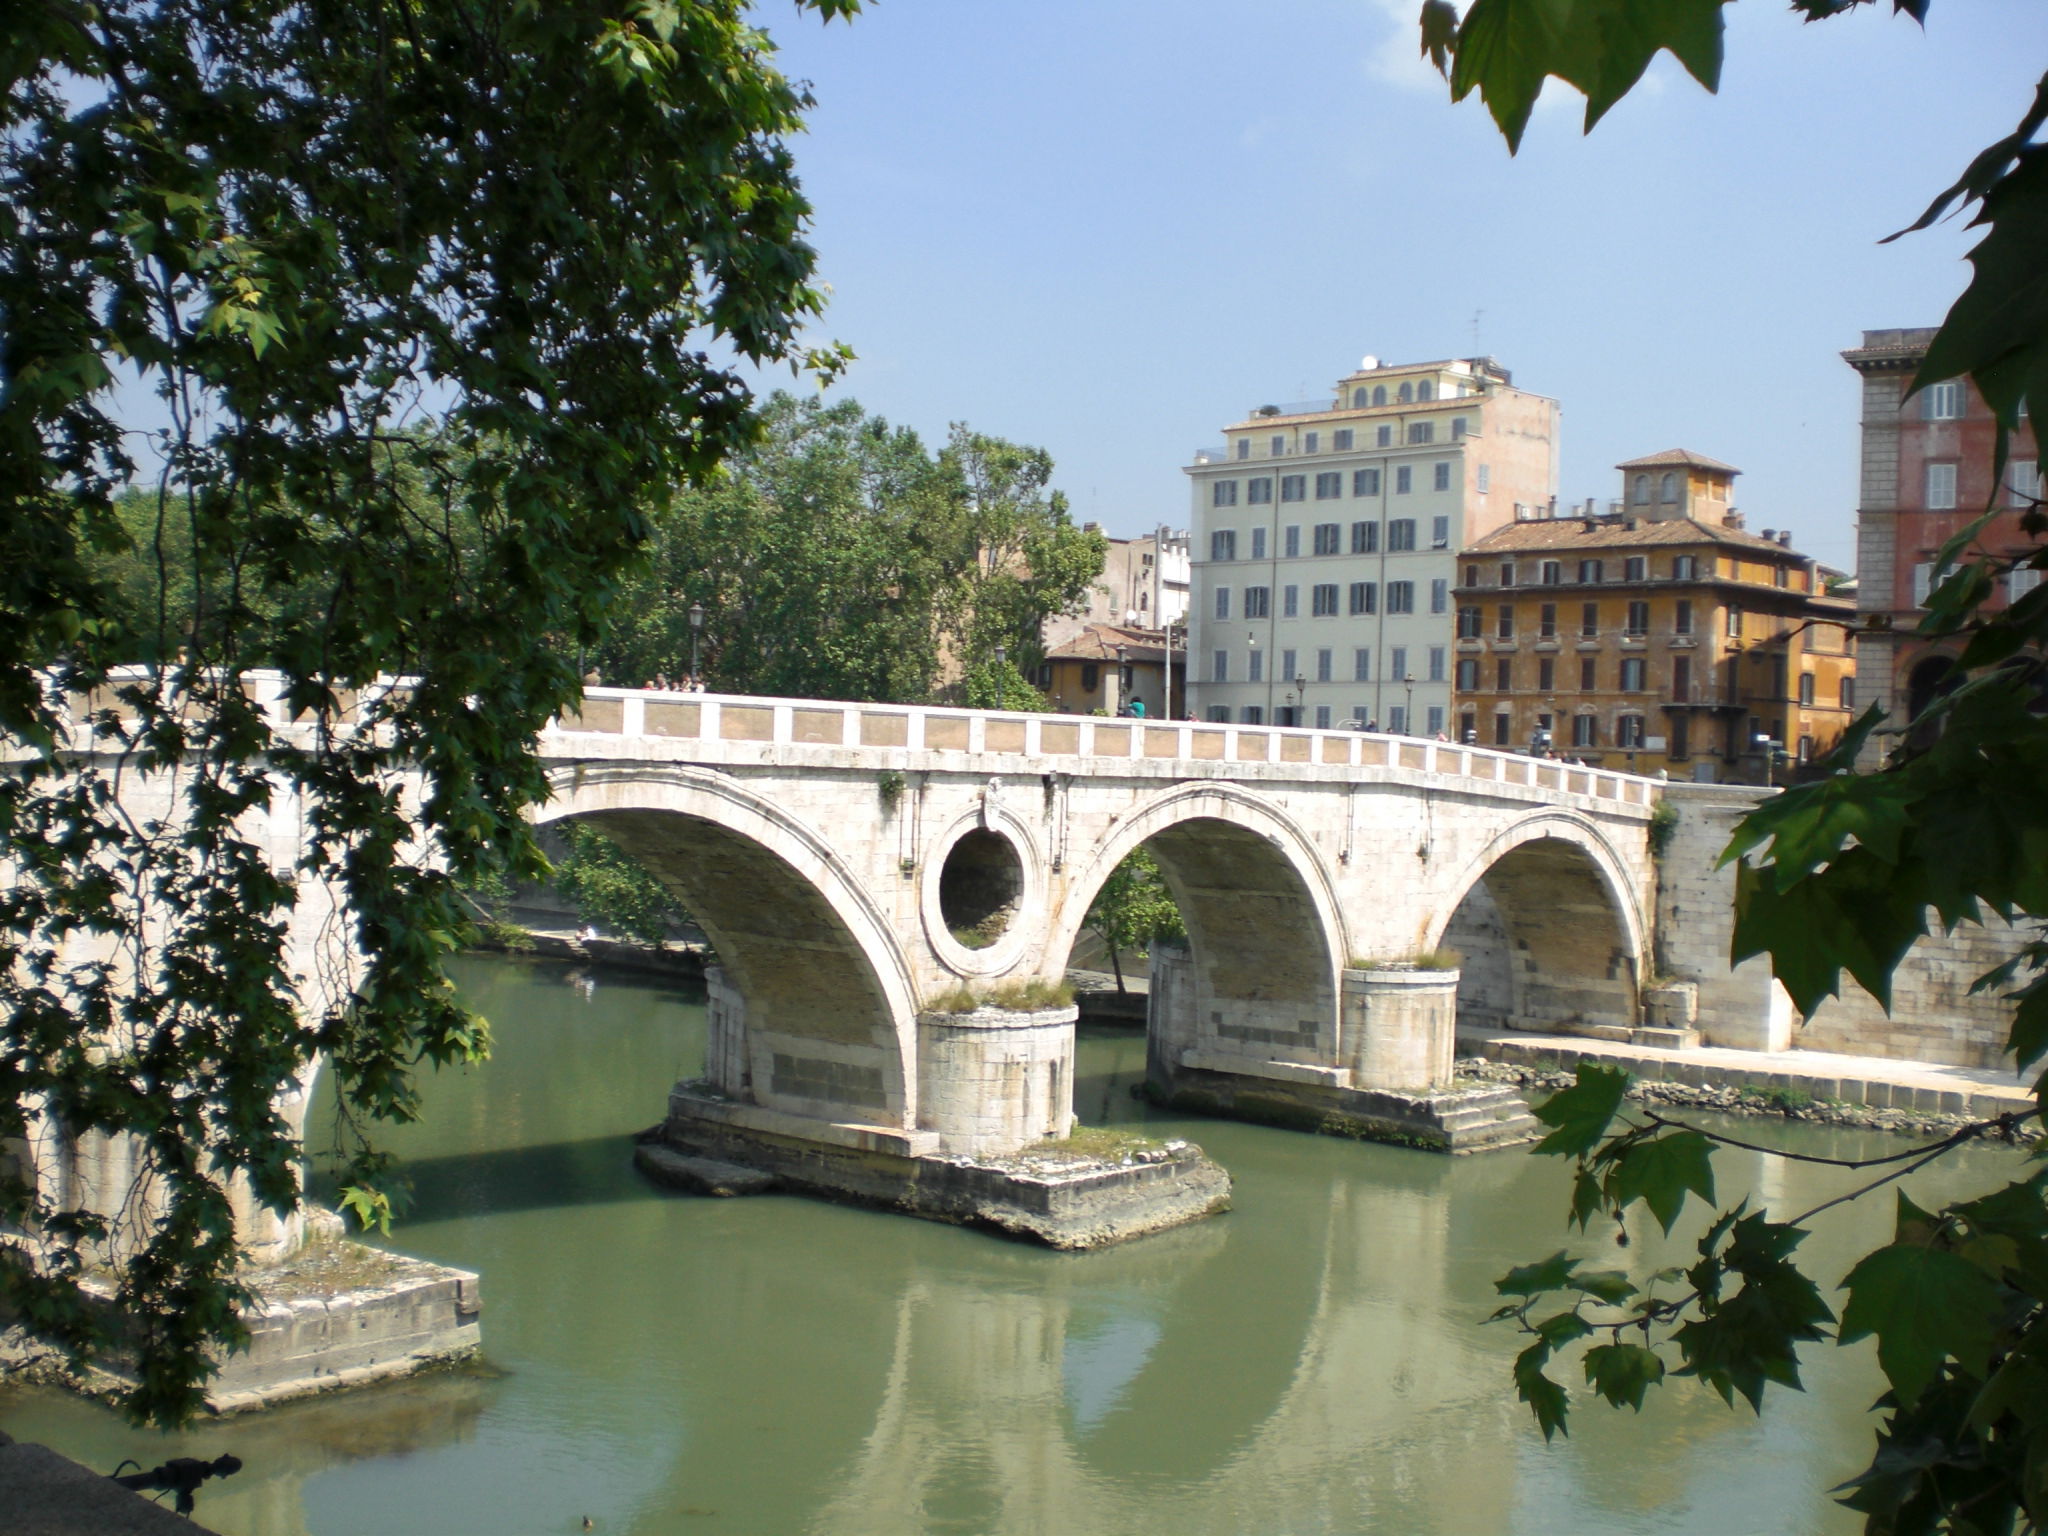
633, 1143, 780, 1197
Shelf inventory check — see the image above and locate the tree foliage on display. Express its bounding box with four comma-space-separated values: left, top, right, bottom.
1, 0, 852, 1424
1429, 4, 2048, 1527
589, 394, 1105, 703
1083, 848, 1186, 994
551, 823, 692, 949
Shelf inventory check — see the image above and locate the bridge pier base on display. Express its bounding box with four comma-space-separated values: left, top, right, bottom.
1144, 952, 1538, 1153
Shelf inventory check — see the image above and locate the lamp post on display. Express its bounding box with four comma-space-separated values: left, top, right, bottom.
1246, 630, 1258, 722
688, 601, 704, 687
1402, 673, 1416, 735
1292, 673, 1306, 727
994, 645, 1007, 710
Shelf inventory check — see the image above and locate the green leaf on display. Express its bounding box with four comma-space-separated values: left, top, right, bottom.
1609, 1130, 1717, 1235
1584, 1342, 1666, 1411
1498, 1249, 1579, 1298
1513, 1338, 1571, 1440
1841, 1222, 2004, 1403
1573, 1268, 1639, 1306
1531, 1061, 1630, 1157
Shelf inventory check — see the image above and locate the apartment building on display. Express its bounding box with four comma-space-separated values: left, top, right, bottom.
1452, 451, 1858, 782
1844, 328, 2041, 760
1043, 526, 1192, 652
1184, 355, 1558, 732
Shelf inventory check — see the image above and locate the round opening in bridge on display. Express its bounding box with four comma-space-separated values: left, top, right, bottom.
939, 830, 1023, 950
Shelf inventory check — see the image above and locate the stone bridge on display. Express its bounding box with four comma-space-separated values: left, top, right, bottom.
537, 688, 1665, 1173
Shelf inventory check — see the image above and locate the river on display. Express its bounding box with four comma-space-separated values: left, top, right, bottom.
0, 953, 2020, 1535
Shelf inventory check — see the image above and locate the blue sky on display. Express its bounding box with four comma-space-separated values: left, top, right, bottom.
755, 0, 2045, 572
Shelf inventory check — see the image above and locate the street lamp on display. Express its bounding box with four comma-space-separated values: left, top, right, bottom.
994, 645, 1007, 710
1402, 673, 1416, 735
688, 601, 705, 687
1292, 673, 1306, 727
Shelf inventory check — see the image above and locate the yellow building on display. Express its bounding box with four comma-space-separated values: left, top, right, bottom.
1450, 451, 1857, 783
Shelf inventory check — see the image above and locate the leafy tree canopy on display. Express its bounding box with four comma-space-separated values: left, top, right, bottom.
1431, 3, 2048, 1530
2, 0, 853, 1424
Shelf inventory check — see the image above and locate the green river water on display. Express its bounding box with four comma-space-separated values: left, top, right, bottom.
0, 953, 2020, 1535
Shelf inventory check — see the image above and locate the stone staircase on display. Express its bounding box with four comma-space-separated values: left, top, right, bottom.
1428, 1085, 1542, 1153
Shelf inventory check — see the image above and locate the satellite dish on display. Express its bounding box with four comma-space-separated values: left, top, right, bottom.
1359, 354, 1380, 370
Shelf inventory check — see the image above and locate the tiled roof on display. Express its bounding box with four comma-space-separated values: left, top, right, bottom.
1462, 515, 1806, 559
1045, 623, 1174, 663
1613, 448, 1742, 474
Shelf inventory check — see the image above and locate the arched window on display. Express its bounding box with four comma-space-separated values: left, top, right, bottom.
1659, 472, 1678, 502
1352, 387, 1368, 407
1632, 474, 1650, 505
1372, 385, 1387, 406
1398, 382, 1413, 403
1417, 380, 1434, 401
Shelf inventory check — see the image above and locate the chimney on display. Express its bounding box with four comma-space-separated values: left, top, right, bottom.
1777, 530, 1792, 549
1723, 509, 1745, 530
1761, 529, 1776, 543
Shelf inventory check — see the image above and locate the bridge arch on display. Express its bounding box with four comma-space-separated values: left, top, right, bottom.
539, 764, 918, 1127
1430, 810, 1647, 1036
1052, 783, 1348, 1061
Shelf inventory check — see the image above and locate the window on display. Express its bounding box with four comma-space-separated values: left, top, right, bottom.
1377, 425, 1393, 447
1660, 472, 1678, 503
1349, 581, 1376, 615
1579, 656, 1596, 690
1581, 602, 1599, 637
1773, 563, 1790, 589
1464, 564, 1480, 586
1243, 586, 1270, 618
1304, 431, 1319, 453
1210, 530, 1236, 561
1281, 648, 1297, 679
1430, 578, 1448, 613
1315, 472, 1342, 500
1351, 520, 1378, 554
1426, 705, 1446, 735
1671, 554, 1697, 580
1620, 657, 1646, 691
1456, 658, 1480, 689
1235, 439, 1250, 460
1494, 713, 1512, 746
1251, 527, 1267, 559
1799, 671, 1816, 705
1313, 522, 1341, 554
2011, 568, 2043, 600
1477, 464, 1491, 494
1431, 515, 1450, 548
1248, 477, 1273, 504
1333, 429, 1354, 451
1617, 714, 1646, 749
1457, 605, 1483, 638
1922, 380, 1964, 420
1212, 480, 1239, 507
1270, 435, 1285, 456
1388, 518, 1416, 551
1283, 585, 1299, 617
1433, 462, 1452, 492
1496, 604, 1515, 639
1312, 583, 1340, 616
1626, 601, 1650, 635
1632, 473, 1650, 505
1390, 645, 1409, 679
1839, 677, 1855, 709
1398, 382, 1413, 403
1214, 587, 1231, 620
1572, 715, 1598, 748
1533, 601, 1554, 638
1352, 388, 1368, 408
1727, 606, 1744, 637
1248, 649, 1264, 683
1578, 559, 1604, 583
1459, 711, 1477, 743
1281, 475, 1306, 503
1538, 657, 1555, 691
1373, 385, 1388, 406
1926, 462, 1958, 509
1499, 562, 1516, 587
1388, 581, 1415, 614
1316, 648, 1333, 682
1354, 468, 1381, 497
1315, 705, 1332, 729
1408, 421, 1434, 445
1428, 646, 1446, 682
1674, 599, 1693, 634
1388, 705, 1408, 734
1212, 650, 1228, 682
1451, 416, 1470, 440
1242, 705, 1263, 724
1672, 656, 1690, 697
1418, 380, 1435, 402
1495, 658, 1513, 690
1624, 556, 1647, 581
1354, 648, 1372, 681
2010, 460, 2042, 505
1541, 560, 1563, 586
1395, 466, 1413, 495
1284, 525, 1301, 557
1207, 705, 1230, 722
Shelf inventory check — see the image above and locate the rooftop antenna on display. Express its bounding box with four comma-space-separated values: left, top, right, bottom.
1470, 308, 1485, 354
